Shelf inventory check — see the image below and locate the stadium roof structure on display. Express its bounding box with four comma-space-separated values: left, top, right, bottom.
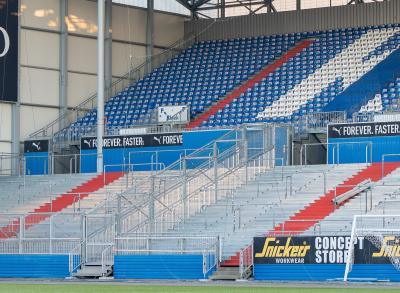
174, 0, 388, 19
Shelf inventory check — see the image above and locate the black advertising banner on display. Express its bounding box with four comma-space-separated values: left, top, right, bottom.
24, 140, 49, 153
81, 133, 183, 150
254, 236, 398, 265
0, 0, 18, 102
328, 122, 400, 139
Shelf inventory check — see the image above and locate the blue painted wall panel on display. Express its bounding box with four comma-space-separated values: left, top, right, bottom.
24, 152, 49, 175
275, 127, 289, 166
0, 254, 70, 278
81, 129, 231, 173
114, 254, 215, 279
254, 264, 400, 281
328, 136, 400, 164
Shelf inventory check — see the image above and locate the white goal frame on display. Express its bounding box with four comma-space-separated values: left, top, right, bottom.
344, 214, 400, 281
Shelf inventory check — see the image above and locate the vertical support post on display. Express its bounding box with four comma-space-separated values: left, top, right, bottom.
146, 0, 154, 74
59, 0, 68, 131
49, 215, 53, 254
19, 216, 24, 254
242, 127, 248, 184
296, 0, 301, 10
12, 0, 21, 177
97, 0, 105, 174
105, 0, 112, 99
304, 144, 307, 166
104, 0, 113, 98
267, 0, 272, 13
116, 192, 121, 236
11, 103, 20, 176
213, 142, 218, 203
182, 158, 187, 222
149, 176, 155, 234
220, 0, 225, 18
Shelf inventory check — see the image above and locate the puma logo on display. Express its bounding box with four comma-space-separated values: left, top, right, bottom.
83, 139, 91, 147
32, 142, 41, 151
153, 136, 161, 144
332, 127, 342, 136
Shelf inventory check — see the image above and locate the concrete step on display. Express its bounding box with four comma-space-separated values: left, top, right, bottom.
73, 265, 112, 278
209, 266, 241, 280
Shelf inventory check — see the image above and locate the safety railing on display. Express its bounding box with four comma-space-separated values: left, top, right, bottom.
121, 145, 274, 235
300, 141, 373, 166
101, 244, 114, 276
0, 237, 81, 255
352, 112, 376, 123
381, 154, 400, 179
4, 153, 98, 176
296, 111, 347, 136
375, 199, 400, 218
115, 235, 220, 278
79, 125, 273, 251
69, 241, 83, 274
239, 243, 253, 279
0, 212, 85, 249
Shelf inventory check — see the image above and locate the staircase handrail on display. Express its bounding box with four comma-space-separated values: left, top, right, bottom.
239, 242, 253, 279
68, 241, 84, 275
86, 128, 240, 216
124, 146, 274, 234
84, 144, 242, 240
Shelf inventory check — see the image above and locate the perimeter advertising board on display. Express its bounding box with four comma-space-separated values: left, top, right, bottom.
0, 0, 18, 102
81, 133, 183, 150
254, 235, 398, 265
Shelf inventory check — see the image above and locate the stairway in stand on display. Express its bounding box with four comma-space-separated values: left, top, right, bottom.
271, 162, 400, 235
0, 172, 124, 239
220, 162, 400, 269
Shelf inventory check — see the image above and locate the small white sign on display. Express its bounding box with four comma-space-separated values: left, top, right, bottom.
119, 128, 147, 135
157, 105, 189, 124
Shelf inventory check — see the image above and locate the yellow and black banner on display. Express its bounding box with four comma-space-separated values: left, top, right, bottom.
254, 236, 399, 265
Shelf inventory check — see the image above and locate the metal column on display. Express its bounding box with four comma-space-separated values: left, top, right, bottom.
59, 0, 68, 131
12, 0, 22, 176
97, 0, 105, 174
11, 103, 20, 176
296, 0, 301, 11
105, 0, 112, 98
146, 0, 154, 74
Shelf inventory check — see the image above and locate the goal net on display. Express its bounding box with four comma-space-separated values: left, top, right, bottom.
344, 214, 400, 281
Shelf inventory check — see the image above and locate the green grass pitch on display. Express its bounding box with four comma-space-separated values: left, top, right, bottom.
0, 284, 398, 293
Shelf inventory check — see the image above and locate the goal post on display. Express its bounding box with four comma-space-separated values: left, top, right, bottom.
344, 214, 400, 281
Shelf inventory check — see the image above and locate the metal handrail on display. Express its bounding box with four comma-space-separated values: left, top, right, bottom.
381, 153, 400, 179
69, 241, 83, 274
101, 244, 114, 277
300, 141, 373, 166
124, 146, 273, 234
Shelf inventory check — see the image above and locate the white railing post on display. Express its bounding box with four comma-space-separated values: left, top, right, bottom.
19, 216, 24, 254
213, 142, 218, 203
182, 158, 187, 222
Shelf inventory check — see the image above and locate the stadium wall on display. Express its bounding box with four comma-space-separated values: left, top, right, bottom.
114, 254, 215, 279
4, 0, 188, 153
0, 254, 70, 278
327, 121, 400, 164
185, 1, 400, 41
79, 126, 288, 174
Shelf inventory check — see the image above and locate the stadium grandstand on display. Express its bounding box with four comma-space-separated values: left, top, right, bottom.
2, 0, 400, 289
